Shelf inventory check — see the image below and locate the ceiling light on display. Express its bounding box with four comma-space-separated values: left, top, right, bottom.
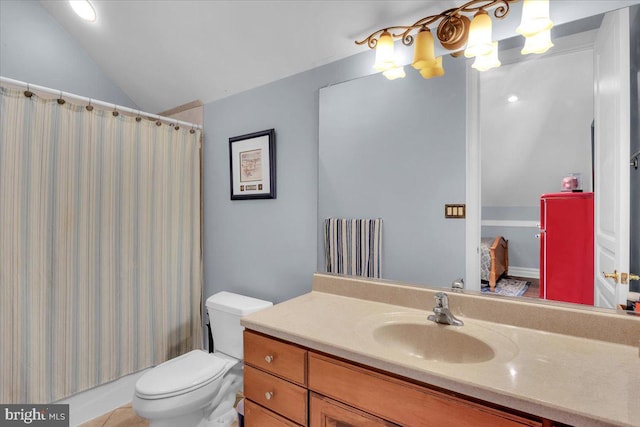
355, 0, 554, 79
69, 0, 96, 22
507, 94, 519, 103
521, 28, 554, 54
411, 29, 436, 70
418, 56, 445, 79
382, 66, 406, 80
464, 10, 494, 58
373, 30, 396, 72
472, 42, 501, 71
517, 0, 553, 37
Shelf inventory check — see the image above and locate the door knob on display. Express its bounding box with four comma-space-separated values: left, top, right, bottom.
603, 270, 618, 283
621, 273, 640, 284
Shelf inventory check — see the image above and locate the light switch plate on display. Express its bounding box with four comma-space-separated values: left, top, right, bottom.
445, 204, 466, 219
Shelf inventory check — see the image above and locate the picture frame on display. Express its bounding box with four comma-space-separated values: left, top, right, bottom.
229, 128, 276, 200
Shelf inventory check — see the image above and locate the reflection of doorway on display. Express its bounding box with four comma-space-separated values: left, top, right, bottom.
479, 31, 595, 290
466, 9, 632, 308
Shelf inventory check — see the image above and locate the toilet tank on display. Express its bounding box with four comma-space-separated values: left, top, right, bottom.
206, 291, 272, 359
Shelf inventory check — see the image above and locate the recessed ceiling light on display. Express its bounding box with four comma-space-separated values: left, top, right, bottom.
507, 94, 519, 103
69, 0, 96, 22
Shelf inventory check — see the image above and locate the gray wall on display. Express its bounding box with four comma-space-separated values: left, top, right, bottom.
317, 59, 467, 287
202, 52, 377, 304
0, 0, 136, 108
630, 5, 640, 292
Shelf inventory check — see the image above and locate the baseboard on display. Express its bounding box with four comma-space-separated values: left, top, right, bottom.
509, 266, 540, 279
55, 369, 149, 426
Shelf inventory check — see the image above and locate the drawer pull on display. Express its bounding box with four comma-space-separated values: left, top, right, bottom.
264, 391, 274, 400
264, 355, 274, 363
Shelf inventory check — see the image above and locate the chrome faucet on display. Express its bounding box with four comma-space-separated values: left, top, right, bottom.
427, 292, 464, 326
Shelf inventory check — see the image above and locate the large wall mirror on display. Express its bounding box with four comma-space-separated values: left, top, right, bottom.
318, 1, 639, 312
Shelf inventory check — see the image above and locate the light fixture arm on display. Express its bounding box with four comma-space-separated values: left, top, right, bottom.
355, 0, 518, 52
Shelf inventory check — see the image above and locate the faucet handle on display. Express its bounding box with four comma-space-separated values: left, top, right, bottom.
434, 292, 448, 308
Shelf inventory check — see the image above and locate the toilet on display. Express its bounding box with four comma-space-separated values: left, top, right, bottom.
132, 291, 272, 427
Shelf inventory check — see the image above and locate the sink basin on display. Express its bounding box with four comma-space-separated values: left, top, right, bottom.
358, 312, 518, 364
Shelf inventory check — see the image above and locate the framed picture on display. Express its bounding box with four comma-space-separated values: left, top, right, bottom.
229, 129, 276, 200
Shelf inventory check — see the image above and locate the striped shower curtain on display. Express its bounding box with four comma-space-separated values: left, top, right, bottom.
0, 86, 202, 403
324, 218, 382, 278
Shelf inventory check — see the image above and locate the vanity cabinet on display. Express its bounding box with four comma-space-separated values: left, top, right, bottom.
243, 331, 308, 426
243, 331, 551, 427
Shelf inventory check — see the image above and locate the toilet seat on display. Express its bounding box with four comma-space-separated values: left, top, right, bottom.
135, 350, 232, 400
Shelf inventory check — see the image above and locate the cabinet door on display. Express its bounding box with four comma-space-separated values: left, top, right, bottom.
310, 393, 399, 427
309, 352, 543, 427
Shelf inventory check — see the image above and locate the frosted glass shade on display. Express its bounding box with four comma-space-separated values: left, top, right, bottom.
374, 31, 396, 71
383, 66, 406, 80
464, 11, 493, 58
521, 29, 553, 54
517, 0, 553, 37
472, 42, 501, 71
412, 29, 436, 70
418, 56, 445, 79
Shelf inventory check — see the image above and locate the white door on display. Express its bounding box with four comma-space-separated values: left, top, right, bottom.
593, 8, 631, 308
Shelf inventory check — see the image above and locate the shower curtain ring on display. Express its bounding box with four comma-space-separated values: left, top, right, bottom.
86, 99, 94, 112
112, 104, 119, 117
24, 83, 33, 98
57, 91, 65, 105
174, 120, 180, 131
136, 110, 142, 122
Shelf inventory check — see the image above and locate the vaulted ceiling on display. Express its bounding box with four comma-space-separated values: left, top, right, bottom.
39, 1, 638, 113
40, 0, 449, 113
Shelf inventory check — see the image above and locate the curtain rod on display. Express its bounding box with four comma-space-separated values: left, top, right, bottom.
0, 76, 203, 130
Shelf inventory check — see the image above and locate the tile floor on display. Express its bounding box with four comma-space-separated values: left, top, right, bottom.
80, 404, 239, 427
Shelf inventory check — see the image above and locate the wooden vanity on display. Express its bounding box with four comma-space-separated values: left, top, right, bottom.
240, 273, 640, 427
243, 330, 551, 426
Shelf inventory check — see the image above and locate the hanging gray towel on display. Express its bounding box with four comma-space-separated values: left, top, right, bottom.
324, 218, 383, 278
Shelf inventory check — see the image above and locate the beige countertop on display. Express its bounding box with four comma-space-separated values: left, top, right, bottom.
241, 274, 640, 427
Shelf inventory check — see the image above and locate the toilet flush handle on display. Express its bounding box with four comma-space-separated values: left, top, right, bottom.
264, 355, 274, 363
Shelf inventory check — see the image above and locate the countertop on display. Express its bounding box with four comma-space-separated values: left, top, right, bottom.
241, 277, 640, 427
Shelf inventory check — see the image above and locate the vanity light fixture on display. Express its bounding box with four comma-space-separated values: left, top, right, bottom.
69, 0, 96, 22
356, 0, 554, 80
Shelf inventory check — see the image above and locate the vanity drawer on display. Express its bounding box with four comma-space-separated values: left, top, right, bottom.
244, 365, 308, 426
244, 399, 303, 427
244, 330, 307, 385
308, 352, 542, 427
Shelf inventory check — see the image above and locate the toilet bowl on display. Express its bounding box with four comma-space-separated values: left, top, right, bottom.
133, 292, 272, 427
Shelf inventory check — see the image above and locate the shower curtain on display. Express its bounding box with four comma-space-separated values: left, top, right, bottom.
0, 86, 203, 403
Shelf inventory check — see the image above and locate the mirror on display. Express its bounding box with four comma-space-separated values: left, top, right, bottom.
318, 3, 639, 309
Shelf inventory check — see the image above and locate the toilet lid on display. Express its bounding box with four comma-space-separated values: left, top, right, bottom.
136, 350, 231, 399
